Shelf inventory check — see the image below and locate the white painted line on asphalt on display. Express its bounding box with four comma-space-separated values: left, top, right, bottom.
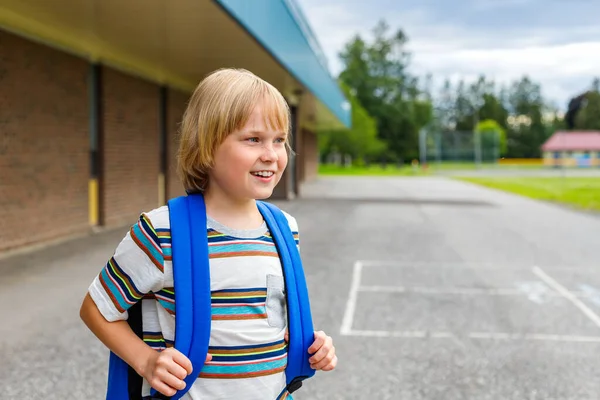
533, 266, 600, 329
340, 260, 363, 336
344, 330, 454, 338
358, 285, 591, 298
343, 330, 600, 342
359, 286, 524, 296
358, 260, 597, 272
468, 333, 600, 343
358, 260, 498, 269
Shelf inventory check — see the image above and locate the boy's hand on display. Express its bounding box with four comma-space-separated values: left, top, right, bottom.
142, 348, 212, 396
307, 331, 337, 371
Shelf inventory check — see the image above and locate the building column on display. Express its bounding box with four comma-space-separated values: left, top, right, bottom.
88, 63, 103, 227
158, 86, 168, 206
270, 92, 302, 200
289, 103, 299, 197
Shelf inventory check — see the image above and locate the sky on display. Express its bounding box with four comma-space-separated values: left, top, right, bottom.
296, 0, 600, 109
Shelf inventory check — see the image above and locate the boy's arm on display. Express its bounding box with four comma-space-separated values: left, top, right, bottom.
280, 212, 337, 371
80, 293, 195, 396
81, 213, 197, 396
80, 293, 155, 376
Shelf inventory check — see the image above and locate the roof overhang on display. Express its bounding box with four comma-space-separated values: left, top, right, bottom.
0, 0, 350, 130
214, 0, 351, 129
541, 131, 600, 151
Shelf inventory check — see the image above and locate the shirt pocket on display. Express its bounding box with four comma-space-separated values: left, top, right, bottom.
266, 274, 287, 329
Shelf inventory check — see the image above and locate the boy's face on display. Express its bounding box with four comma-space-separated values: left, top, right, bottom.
209, 102, 289, 202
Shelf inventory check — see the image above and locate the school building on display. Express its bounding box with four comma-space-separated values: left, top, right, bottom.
541, 131, 600, 168
0, 0, 351, 252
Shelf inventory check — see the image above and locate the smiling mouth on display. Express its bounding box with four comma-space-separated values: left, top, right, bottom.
251, 171, 275, 178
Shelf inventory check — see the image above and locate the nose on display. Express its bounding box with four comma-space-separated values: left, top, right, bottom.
260, 143, 278, 163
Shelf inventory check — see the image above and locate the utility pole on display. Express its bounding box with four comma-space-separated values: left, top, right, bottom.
473, 111, 481, 169
419, 128, 427, 166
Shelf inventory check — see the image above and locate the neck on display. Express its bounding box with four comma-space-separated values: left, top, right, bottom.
203, 187, 262, 230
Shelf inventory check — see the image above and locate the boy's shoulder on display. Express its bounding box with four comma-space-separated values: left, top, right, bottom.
140, 205, 171, 230
268, 205, 298, 233
280, 209, 298, 232
139, 202, 298, 232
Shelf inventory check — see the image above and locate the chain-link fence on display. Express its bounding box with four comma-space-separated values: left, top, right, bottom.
419, 130, 502, 166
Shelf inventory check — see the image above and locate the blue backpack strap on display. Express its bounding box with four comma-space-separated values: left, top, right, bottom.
105, 352, 131, 399
105, 193, 212, 400
256, 201, 316, 393
146, 193, 212, 400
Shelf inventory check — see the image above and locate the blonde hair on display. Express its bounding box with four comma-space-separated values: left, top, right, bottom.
177, 68, 291, 193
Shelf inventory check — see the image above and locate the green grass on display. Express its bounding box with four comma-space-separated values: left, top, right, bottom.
318, 164, 428, 176
318, 162, 541, 176
456, 177, 600, 212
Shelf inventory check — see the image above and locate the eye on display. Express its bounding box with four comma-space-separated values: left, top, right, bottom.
275, 137, 286, 144
246, 137, 260, 143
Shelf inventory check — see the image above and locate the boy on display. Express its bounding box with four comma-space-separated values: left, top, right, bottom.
80, 68, 337, 399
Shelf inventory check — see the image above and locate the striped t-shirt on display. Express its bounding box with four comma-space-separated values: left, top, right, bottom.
88, 204, 300, 400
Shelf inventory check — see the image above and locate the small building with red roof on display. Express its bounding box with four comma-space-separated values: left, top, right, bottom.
541, 131, 600, 167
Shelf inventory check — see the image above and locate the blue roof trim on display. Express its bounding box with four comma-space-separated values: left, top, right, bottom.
214, 0, 351, 128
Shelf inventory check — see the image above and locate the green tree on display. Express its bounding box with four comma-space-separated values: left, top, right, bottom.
505, 76, 549, 158
338, 20, 433, 163
435, 79, 456, 131
574, 78, 600, 130
318, 82, 384, 164
478, 88, 509, 130
452, 76, 509, 132
454, 80, 476, 131
475, 119, 507, 159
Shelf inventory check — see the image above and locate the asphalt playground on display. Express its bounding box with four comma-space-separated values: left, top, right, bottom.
2, 176, 600, 399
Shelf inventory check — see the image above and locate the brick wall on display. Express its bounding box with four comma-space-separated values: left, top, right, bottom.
166, 89, 189, 200
101, 68, 160, 227
0, 29, 323, 252
0, 30, 89, 251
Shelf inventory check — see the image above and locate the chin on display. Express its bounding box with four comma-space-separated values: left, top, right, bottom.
246, 181, 279, 200
246, 184, 275, 200
254, 190, 274, 200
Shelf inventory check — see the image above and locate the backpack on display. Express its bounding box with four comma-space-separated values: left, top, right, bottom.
104, 193, 316, 399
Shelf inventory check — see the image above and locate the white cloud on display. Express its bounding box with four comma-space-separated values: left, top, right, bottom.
296, 0, 600, 106
471, 0, 536, 11
297, 3, 379, 72
412, 41, 600, 106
